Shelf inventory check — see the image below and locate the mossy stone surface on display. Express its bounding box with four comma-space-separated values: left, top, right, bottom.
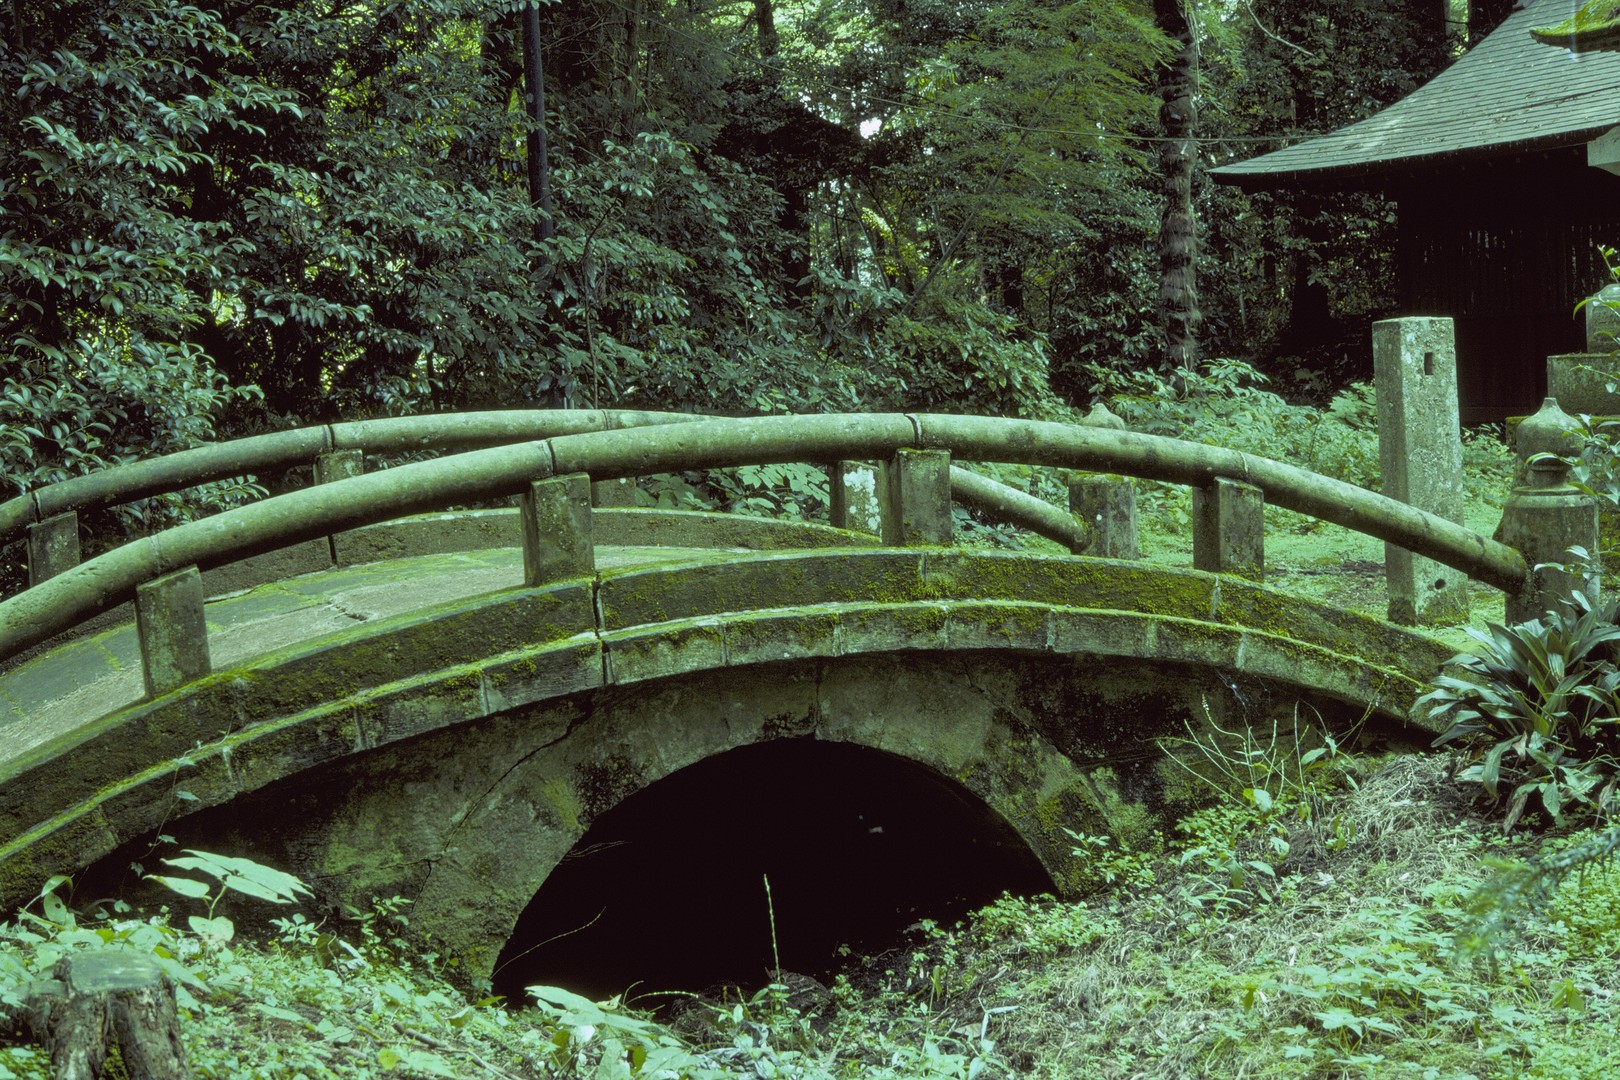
4, 544, 1453, 977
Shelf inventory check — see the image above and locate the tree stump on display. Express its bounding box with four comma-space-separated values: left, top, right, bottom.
1, 950, 191, 1080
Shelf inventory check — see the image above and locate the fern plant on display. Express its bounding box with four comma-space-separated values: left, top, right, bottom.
1420, 593, 1620, 831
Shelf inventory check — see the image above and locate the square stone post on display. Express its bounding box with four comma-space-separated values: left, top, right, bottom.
26, 511, 80, 586
135, 566, 211, 698
315, 449, 365, 484
1067, 475, 1139, 558
520, 474, 594, 586
829, 461, 880, 533
880, 449, 952, 546
591, 477, 639, 507
1192, 478, 1264, 579
1373, 317, 1469, 625
317, 449, 367, 566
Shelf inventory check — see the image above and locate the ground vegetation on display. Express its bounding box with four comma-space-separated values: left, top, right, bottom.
5, 724, 1620, 1078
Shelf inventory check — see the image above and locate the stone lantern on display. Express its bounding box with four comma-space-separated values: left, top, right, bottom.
1496, 397, 1600, 623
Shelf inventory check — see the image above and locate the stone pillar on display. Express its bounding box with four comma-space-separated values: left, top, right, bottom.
135, 566, 211, 698
1067, 476, 1139, 559
520, 474, 594, 586
829, 461, 882, 533
590, 477, 639, 507
317, 449, 367, 567
1192, 478, 1263, 579
1546, 353, 1620, 417
26, 511, 80, 586
1587, 282, 1620, 353
1373, 317, 1469, 625
1497, 398, 1599, 625
880, 449, 952, 546
314, 449, 364, 484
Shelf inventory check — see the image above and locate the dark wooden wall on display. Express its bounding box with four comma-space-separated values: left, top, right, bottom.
1392, 148, 1620, 421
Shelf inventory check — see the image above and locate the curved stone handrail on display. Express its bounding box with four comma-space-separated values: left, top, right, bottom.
0, 408, 1083, 581
0, 413, 1529, 664
0, 409, 696, 543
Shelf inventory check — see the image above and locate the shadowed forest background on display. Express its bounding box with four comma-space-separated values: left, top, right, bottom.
1, 0, 1509, 501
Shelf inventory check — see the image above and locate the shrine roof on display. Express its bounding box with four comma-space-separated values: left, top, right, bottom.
1211, 0, 1620, 189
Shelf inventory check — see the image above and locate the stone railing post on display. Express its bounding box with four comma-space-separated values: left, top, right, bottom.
1192, 478, 1264, 579
828, 461, 881, 533
135, 565, 211, 698
1066, 402, 1138, 558
316, 449, 366, 567
521, 473, 594, 586
26, 511, 80, 586
1373, 317, 1469, 625
1067, 475, 1139, 558
881, 448, 952, 545
591, 477, 639, 507
314, 448, 364, 484
1497, 397, 1600, 624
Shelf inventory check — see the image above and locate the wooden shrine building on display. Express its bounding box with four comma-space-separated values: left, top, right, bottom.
1212, 0, 1620, 421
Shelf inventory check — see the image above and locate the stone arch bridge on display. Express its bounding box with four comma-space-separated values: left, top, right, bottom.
0, 411, 1537, 982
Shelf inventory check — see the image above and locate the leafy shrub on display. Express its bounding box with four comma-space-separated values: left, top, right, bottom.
1546, 831, 1620, 956
1420, 593, 1620, 831
1092, 358, 1382, 489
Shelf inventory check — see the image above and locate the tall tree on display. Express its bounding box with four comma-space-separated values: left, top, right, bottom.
1153, 0, 1200, 374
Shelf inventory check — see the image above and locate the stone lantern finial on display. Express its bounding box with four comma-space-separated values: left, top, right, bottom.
1515, 396, 1583, 486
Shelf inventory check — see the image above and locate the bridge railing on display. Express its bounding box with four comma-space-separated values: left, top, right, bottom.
0, 409, 1086, 590
0, 413, 1535, 686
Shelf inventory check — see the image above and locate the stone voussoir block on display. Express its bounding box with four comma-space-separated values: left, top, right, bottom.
595, 550, 929, 629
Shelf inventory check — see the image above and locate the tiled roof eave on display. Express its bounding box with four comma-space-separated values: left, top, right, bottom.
1210, 0, 1620, 190
1211, 124, 1616, 191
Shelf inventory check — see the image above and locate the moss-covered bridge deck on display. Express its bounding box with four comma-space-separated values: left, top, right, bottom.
0, 411, 1537, 981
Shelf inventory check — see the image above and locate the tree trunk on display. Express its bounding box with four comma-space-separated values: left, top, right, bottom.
753, 0, 780, 61
1153, 0, 1200, 375
618, 0, 642, 138
521, 3, 554, 244
1468, 0, 1518, 44
0, 951, 192, 1080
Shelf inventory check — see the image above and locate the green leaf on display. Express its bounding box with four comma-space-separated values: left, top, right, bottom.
147, 875, 211, 900
255, 1004, 308, 1025
187, 915, 234, 943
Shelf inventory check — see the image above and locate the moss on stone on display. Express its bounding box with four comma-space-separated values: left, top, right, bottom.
1532, 0, 1620, 49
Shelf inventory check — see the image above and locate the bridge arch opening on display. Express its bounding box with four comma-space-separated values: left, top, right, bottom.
490, 738, 1055, 1007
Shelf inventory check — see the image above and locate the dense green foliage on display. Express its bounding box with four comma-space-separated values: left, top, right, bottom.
1, 0, 1464, 503
1422, 595, 1620, 832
